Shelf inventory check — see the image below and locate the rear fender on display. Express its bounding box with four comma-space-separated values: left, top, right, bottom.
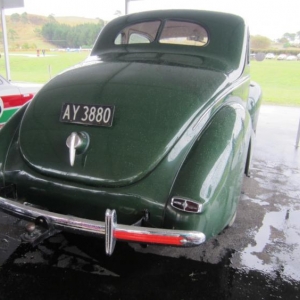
244, 81, 262, 176
164, 103, 251, 239
0, 104, 28, 185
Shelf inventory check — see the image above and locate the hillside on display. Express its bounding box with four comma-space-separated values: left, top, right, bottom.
55, 16, 99, 26
0, 13, 102, 50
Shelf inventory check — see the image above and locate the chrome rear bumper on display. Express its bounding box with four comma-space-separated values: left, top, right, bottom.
0, 197, 206, 255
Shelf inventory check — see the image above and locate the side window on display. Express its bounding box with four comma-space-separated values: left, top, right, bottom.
129, 33, 150, 44
115, 21, 161, 45
159, 21, 208, 46
115, 34, 122, 45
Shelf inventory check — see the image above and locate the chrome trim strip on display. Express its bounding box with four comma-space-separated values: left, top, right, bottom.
0, 197, 206, 254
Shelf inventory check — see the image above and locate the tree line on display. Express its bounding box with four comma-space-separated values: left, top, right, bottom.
9, 13, 104, 49
41, 20, 104, 48
10, 12, 29, 23
280, 32, 300, 43
251, 31, 300, 51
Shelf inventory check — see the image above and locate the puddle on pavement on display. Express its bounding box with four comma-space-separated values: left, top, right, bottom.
236, 209, 300, 281
0, 235, 299, 300
237, 160, 300, 282
252, 162, 300, 202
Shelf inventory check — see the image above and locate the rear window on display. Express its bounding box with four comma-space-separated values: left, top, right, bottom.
115, 21, 161, 44
115, 20, 208, 47
159, 21, 208, 46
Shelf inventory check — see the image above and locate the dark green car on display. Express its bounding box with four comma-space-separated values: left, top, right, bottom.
0, 10, 262, 255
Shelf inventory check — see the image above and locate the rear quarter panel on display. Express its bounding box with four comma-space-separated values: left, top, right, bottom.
164, 102, 252, 239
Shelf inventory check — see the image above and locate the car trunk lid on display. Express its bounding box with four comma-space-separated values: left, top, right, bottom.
18, 59, 227, 187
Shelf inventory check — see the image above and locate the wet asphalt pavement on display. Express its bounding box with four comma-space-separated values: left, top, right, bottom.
0, 105, 300, 300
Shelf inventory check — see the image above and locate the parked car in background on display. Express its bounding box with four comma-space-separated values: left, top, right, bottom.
277, 54, 287, 60
286, 55, 297, 61
0, 10, 262, 256
297, 54, 300, 60
0, 75, 42, 129
266, 53, 276, 59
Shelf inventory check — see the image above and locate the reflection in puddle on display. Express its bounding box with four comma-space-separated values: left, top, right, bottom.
1, 238, 299, 300
240, 209, 300, 281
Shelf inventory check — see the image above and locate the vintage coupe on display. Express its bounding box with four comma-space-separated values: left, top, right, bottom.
0, 10, 262, 255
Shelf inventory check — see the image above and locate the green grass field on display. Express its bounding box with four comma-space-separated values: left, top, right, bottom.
1, 52, 299, 106
0, 51, 89, 83
251, 60, 300, 106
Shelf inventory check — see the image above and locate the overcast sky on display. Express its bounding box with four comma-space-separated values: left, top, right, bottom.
5, 0, 300, 40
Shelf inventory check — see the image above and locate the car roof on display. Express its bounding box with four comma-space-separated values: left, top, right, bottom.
91, 10, 247, 75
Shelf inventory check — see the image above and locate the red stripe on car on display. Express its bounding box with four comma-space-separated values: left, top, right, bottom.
2, 94, 34, 108
114, 230, 184, 245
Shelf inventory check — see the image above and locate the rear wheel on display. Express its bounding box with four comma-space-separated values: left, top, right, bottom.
244, 140, 252, 177
227, 211, 236, 227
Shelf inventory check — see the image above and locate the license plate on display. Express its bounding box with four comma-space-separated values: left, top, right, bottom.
60, 103, 115, 127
